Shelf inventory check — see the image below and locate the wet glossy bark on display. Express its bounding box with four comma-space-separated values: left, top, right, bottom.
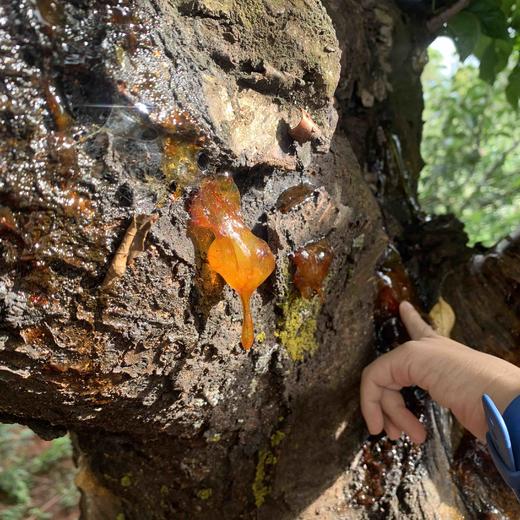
1, 0, 519, 519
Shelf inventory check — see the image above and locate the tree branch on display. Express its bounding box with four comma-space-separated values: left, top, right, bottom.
427, 0, 471, 33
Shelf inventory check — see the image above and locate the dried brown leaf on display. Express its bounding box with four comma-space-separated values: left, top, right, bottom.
429, 296, 456, 337
128, 214, 159, 265
102, 214, 157, 289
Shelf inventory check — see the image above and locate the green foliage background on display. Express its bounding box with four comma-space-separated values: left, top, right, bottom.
420, 48, 519, 246
0, 424, 78, 519
419, 0, 519, 246
446, 0, 520, 106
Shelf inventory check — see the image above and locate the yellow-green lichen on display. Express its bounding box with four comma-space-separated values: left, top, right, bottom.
251, 420, 287, 508
197, 488, 213, 500
270, 430, 286, 447
252, 449, 277, 508
160, 485, 169, 495
256, 330, 266, 344
276, 292, 321, 361
275, 254, 326, 361
208, 433, 221, 443
116, 513, 125, 520
120, 475, 132, 488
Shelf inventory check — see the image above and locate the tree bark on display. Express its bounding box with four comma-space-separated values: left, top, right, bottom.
1, 0, 519, 519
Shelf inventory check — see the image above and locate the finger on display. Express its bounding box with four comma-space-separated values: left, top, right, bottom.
400, 301, 436, 340
383, 414, 402, 440
360, 369, 385, 435
381, 389, 427, 444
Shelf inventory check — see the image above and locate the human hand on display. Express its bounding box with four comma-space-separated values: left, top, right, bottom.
361, 301, 520, 443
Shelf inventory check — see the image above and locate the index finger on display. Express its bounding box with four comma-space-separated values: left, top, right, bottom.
399, 301, 436, 340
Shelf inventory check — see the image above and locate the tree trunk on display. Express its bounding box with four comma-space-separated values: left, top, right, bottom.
1, 0, 519, 518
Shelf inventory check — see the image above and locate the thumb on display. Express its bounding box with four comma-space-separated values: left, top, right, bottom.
399, 301, 436, 340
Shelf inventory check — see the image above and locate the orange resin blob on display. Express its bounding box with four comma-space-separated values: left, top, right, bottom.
189, 176, 275, 350
292, 239, 333, 299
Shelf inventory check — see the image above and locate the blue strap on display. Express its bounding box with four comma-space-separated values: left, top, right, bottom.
483, 393, 520, 500
503, 394, 520, 469
486, 432, 520, 502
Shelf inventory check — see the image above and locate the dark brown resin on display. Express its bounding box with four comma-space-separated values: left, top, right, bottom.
292, 239, 333, 299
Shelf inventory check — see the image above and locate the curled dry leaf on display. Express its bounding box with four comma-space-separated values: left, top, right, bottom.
102, 214, 158, 289
289, 109, 320, 144
429, 296, 456, 337
127, 214, 158, 265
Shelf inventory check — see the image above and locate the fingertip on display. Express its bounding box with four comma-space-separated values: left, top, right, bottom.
409, 423, 427, 445
399, 300, 434, 340
411, 434, 426, 445
381, 391, 427, 444
399, 300, 414, 313
368, 426, 383, 436
368, 411, 385, 436
361, 401, 384, 436
360, 371, 385, 436
383, 416, 402, 440
399, 300, 419, 324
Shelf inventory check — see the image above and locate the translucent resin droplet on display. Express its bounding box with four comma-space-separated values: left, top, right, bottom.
292, 239, 333, 299
189, 176, 275, 350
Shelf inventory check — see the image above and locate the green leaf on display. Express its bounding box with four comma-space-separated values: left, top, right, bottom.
498, 0, 516, 15
467, 0, 509, 39
479, 39, 513, 83
495, 37, 514, 66
511, 9, 520, 31
505, 65, 520, 108
472, 33, 493, 59
479, 42, 499, 82
448, 12, 481, 60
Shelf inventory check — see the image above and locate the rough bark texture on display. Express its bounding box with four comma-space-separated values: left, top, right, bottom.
1, 0, 519, 519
